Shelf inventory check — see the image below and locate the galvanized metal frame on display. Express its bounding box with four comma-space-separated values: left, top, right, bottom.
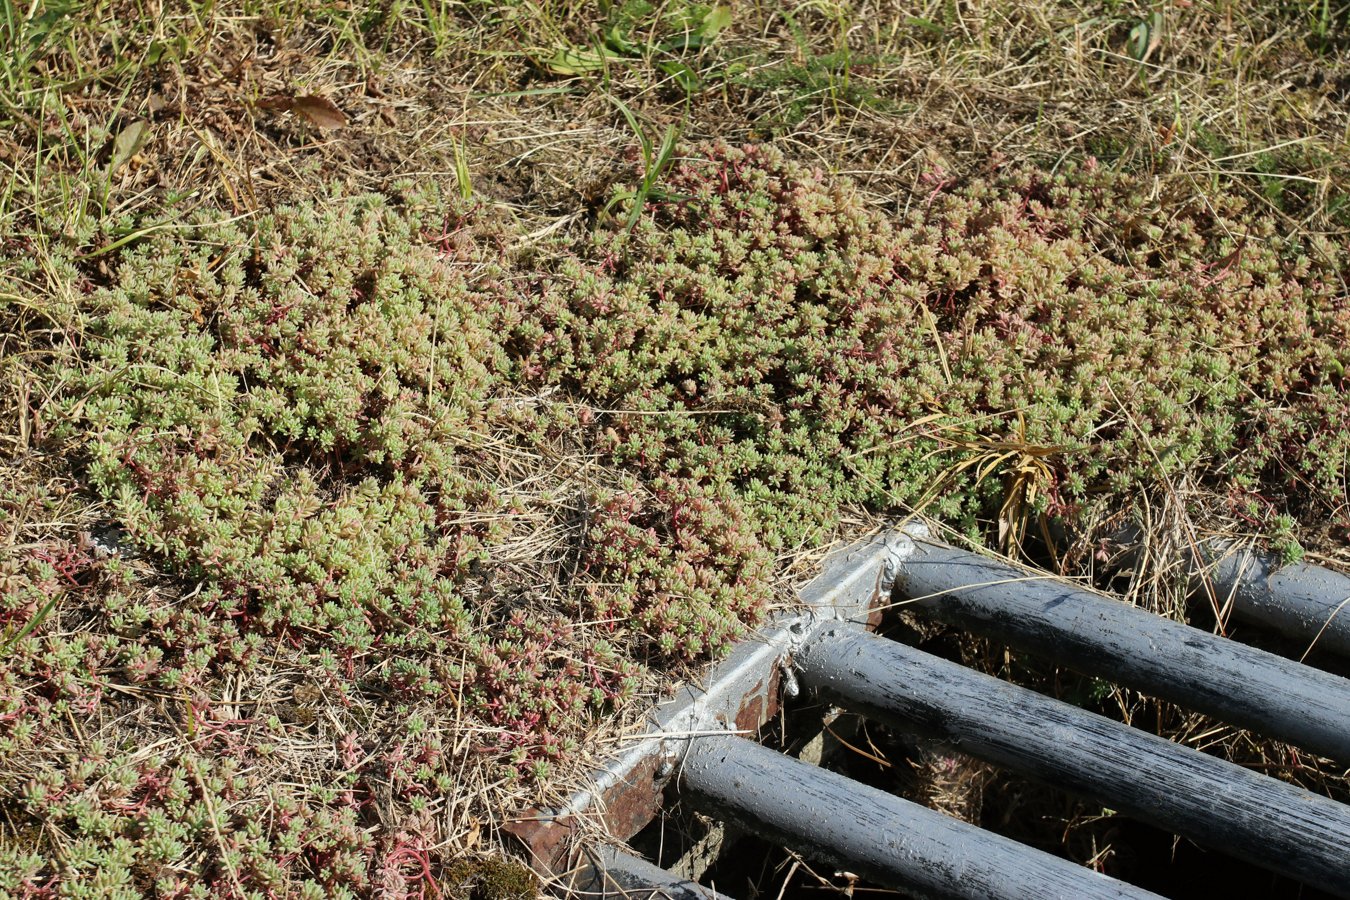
523, 525, 1350, 899
507, 530, 916, 871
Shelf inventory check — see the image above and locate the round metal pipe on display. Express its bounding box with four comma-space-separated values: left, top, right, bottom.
893, 539, 1350, 762
566, 847, 726, 900
679, 733, 1161, 900
1196, 543, 1350, 658
796, 626, 1350, 898
1100, 524, 1350, 659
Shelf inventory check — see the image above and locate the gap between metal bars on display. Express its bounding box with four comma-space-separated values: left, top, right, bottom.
515, 526, 1350, 900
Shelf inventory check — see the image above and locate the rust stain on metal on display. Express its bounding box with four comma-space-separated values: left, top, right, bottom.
768, 666, 783, 716
735, 694, 764, 734
504, 812, 575, 870
733, 668, 783, 734
603, 753, 665, 841
505, 755, 665, 868
865, 568, 888, 629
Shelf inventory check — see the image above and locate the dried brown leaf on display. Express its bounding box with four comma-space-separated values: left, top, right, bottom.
256, 94, 348, 130
256, 94, 296, 112
292, 95, 347, 130
109, 119, 151, 176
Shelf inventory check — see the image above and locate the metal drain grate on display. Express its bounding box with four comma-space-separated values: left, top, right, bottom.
513, 528, 1350, 900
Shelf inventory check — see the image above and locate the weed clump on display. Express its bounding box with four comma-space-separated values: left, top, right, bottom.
1, 190, 630, 894
524, 143, 1350, 554
59, 190, 642, 738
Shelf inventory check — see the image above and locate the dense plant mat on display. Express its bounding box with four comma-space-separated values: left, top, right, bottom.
6, 139, 1350, 897
4, 0, 1350, 895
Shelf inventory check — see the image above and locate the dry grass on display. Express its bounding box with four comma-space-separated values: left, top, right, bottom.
8, 2, 1349, 234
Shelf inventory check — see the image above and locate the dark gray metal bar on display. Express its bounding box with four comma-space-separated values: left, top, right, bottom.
796, 625, 1350, 897
893, 538, 1350, 762
1103, 524, 1350, 659
679, 733, 1161, 900
565, 846, 726, 900
1196, 543, 1350, 658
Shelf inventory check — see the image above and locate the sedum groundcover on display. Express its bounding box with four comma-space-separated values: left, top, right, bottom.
3, 142, 1349, 896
